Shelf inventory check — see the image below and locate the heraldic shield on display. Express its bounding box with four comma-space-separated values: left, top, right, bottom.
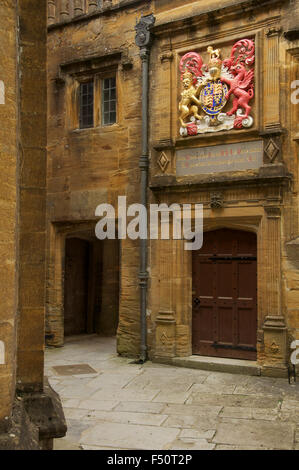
200, 79, 229, 120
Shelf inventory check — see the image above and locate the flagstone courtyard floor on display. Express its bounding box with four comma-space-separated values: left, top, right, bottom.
45, 335, 299, 450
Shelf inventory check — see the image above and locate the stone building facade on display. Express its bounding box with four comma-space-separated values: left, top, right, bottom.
47, 0, 299, 377
0, 0, 65, 450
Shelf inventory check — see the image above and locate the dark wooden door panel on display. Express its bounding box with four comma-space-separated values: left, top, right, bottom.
64, 238, 89, 336
192, 229, 257, 361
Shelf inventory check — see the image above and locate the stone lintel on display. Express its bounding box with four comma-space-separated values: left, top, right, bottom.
60, 51, 122, 76
150, 168, 291, 193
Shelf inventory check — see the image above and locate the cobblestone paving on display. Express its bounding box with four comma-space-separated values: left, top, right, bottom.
45, 336, 299, 450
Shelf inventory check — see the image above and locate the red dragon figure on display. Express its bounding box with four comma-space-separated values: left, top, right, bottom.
222, 39, 255, 128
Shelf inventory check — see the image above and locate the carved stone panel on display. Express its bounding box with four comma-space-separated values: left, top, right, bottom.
176, 140, 263, 176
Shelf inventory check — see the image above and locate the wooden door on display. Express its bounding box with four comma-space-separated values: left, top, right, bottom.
64, 238, 89, 336
192, 229, 257, 360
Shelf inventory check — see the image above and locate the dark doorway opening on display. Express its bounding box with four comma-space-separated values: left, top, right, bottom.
192, 228, 257, 361
64, 237, 119, 338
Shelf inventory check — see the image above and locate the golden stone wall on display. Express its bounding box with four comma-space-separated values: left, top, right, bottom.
46, 0, 299, 375
0, 0, 18, 429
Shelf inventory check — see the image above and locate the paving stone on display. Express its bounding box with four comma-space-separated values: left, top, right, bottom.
54, 438, 82, 450
162, 403, 222, 417
235, 378, 299, 398
213, 418, 295, 449
86, 374, 136, 390
114, 401, 165, 414
163, 414, 218, 432
187, 392, 280, 409
80, 445, 130, 450
80, 422, 180, 450
153, 390, 192, 404
59, 382, 101, 399
189, 383, 236, 395
84, 410, 168, 426
61, 398, 81, 408
215, 444, 271, 450
78, 400, 119, 411
167, 438, 216, 450
281, 399, 299, 411
278, 411, 299, 424
90, 388, 159, 402
64, 408, 89, 420
204, 372, 249, 386
145, 381, 194, 392
180, 428, 216, 440
62, 418, 91, 444
220, 407, 278, 421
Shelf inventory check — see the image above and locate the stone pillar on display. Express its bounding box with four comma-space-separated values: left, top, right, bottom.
262, 205, 287, 374
173, 240, 192, 357
73, 0, 84, 16
0, 0, 18, 432
155, 239, 176, 358
263, 27, 282, 130
60, 0, 70, 21
48, 0, 56, 25
156, 44, 173, 145
16, 0, 48, 394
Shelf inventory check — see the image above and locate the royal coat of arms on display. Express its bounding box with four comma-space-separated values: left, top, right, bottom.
179, 39, 255, 136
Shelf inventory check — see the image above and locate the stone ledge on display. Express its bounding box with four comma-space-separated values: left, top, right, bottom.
153, 355, 261, 376
150, 165, 292, 192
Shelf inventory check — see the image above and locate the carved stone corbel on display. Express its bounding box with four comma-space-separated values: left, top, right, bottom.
264, 205, 281, 219
160, 52, 174, 63
266, 26, 282, 37
210, 192, 224, 210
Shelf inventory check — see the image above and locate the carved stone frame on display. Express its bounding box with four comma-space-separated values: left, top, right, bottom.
151, 201, 288, 375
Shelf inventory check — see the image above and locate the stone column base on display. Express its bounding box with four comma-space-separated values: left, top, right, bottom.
0, 400, 40, 450
0, 378, 67, 450
155, 311, 176, 358
262, 315, 288, 375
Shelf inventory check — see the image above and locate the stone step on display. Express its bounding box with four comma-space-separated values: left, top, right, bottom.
154, 355, 261, 376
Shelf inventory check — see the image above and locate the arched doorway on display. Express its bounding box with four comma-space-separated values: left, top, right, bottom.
63, 237, 120, 338
192, 228, 257, 360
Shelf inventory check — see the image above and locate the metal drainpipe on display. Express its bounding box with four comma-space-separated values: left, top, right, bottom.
135, 14, 156, 363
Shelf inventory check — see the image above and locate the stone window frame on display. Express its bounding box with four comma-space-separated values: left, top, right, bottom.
59, 52, 121, 131
79, 79, 95, 129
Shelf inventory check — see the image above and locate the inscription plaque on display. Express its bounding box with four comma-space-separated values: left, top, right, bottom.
176, 140, 263, 176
